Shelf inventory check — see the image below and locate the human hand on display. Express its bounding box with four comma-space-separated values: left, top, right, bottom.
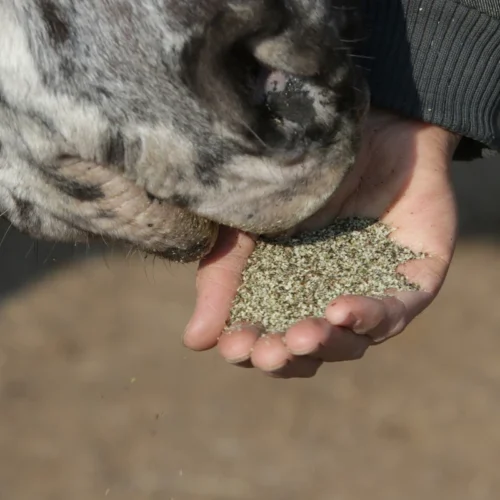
182, 109, 462, 378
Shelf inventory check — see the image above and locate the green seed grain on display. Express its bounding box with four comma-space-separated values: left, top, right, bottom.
230, 217, 423, 332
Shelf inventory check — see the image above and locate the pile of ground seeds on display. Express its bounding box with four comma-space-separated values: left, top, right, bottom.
230, 217, 424, 332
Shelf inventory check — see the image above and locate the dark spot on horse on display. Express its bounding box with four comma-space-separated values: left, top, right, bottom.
26, 111, 57, 134
127, 138, 143, 168
169, 194, 197, 209
12, 197, 43, 235
38, 0, 70, 45
95, 86, 112, 99
194, 149, 225, 188
106, 132, 126, 168
97, 209, 115, 219
178, 36, 204, 92
194, 162, 220, 188
13, 197, 34, 221
50, 176, 105, 202
63, 182, 104, 202
59, 57, 76, 78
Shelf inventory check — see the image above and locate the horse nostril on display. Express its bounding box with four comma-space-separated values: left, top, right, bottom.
224, 45, 334, 156
264, 70, 289, 94
250, 69, 324, 156
263, 73, 316, 125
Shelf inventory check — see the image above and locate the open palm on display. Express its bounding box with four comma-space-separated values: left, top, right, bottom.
183, 109, 461, 378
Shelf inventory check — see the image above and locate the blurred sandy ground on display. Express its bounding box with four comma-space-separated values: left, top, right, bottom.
0, 158, 499, 500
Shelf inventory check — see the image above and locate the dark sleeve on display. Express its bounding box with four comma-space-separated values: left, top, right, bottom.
357, 0, 500, 161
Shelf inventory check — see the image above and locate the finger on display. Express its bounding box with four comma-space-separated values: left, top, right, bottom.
285, 318, 371, 361
220, 326, 323, 378
218, 324, 263, 365
250, 332, 292, 372
182, 228, 255, 351
324, 297, 386, 334
324, 251, 448, 343
323, 254, 449, 338
325, 290, 433, 343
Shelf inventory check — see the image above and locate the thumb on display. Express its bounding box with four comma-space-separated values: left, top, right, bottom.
183, 228, 256, 351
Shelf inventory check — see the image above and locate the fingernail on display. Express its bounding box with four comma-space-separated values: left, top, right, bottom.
327, 307, 357, 328
225, 353, 252, 365
225, 344, 255, 365
352, 318, 371, 335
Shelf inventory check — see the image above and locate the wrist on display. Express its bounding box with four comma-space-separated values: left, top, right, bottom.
367, 108, 462, 159
420, 123, 462, 161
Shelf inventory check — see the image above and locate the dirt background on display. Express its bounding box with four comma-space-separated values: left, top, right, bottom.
0, 158, 499, 500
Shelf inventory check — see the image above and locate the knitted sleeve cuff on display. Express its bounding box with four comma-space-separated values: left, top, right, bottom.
358, 0, 500, 158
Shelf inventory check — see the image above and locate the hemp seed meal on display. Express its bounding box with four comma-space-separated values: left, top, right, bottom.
230, 217, 423, 332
